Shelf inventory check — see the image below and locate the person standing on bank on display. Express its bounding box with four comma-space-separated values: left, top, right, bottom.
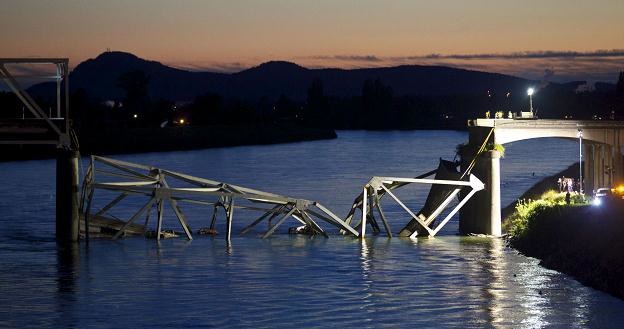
565, 191, 571, 205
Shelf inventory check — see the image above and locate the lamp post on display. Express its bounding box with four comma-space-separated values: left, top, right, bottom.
577, 129, 583, 194
527, 88, 534, 113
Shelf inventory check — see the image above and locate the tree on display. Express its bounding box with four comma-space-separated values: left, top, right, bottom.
306, 78, 329, 126
361, 78, 393, 128
117, 70, 150, 121
188, 92, 222, 125
274, 94, 299, 119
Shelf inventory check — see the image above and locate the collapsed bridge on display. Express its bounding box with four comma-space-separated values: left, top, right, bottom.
80, 156, 484, 242
81, 156, 360, 241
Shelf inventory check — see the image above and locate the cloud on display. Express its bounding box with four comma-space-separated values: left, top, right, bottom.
411, 49, 624, 60
172, 50, 624, 82
309, 55, 382, 62
300, 49, 624, 82
167, 61, 249, 73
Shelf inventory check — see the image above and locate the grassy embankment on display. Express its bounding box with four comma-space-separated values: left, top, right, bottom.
504, 164, 624, 299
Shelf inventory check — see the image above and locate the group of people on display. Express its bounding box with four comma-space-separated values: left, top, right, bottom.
485, 111, 513, 119
557, 176, 579, 193
557, 176, 580, 205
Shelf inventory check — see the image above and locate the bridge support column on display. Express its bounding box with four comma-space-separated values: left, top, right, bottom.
598, 145, 606, 188
459, 150, 502, 236
56, 149, 80, 243
614, 141, 624, 184
606, 145, 614, 187
585, 144, 595, 194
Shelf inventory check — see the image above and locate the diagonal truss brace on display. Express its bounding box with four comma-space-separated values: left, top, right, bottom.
0, 59, 71, 148
352, 174, 484, 238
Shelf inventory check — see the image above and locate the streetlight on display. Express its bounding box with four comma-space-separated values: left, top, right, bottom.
527, 88, 535, 113
577, 128, 583, 194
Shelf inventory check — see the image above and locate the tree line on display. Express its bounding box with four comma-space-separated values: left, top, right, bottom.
1, 69, 624, 132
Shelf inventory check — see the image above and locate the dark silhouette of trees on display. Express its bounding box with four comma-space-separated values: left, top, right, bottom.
274, 94, 300, 119
117, 70, 150, 121
306, 78, 329, 126
187, 93, 222, 125
361, 78, 393, 128
223, 98, 257, 124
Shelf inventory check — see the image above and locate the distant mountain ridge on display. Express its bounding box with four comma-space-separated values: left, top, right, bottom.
28, 51, 581, 101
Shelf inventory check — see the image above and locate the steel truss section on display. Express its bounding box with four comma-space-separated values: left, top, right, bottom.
345, 172, 484, 238
0, 58, 72, 148
80, 156, 359, 241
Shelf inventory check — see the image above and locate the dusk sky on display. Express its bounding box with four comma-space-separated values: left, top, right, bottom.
2, 0, 623, 82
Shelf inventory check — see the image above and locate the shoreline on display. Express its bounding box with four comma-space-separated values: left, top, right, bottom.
0, 122, 337, 162
501, 162, 579, 224
0, 126, 467, 163
504, 162, 624, 300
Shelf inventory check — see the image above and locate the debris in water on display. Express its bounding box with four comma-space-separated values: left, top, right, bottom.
197, 228, 218, 236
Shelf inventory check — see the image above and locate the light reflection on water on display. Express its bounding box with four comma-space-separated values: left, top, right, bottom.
0, 130, 623, 328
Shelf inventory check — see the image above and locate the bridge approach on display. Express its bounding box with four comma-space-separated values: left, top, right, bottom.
460, 118, 624, 236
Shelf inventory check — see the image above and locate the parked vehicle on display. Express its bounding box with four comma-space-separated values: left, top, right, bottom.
593, 188, 612, 206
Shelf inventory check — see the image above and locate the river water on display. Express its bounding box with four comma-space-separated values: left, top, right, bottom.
0, 130, 622, 328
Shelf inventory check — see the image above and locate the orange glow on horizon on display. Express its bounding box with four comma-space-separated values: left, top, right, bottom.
1, 1, 622, 81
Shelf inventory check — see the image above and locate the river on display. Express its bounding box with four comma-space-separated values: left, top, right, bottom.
0, 130, 622, 328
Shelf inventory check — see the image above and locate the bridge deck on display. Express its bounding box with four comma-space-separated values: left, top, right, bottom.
468, 118, 624, 146
470, 118, 624, 129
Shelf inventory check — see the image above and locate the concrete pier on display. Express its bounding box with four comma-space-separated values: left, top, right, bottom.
459, 150, 502, 236
56, 149, 80, 243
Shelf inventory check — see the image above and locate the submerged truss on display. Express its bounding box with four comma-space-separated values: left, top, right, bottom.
80, 156, 484, 242
344, 172, 484, 238
80, 156, 359, 241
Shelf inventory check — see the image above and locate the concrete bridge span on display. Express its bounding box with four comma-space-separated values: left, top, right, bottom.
459, 119, 624, 236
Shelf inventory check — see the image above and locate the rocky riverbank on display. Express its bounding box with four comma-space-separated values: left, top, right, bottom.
504, 164, 624, 300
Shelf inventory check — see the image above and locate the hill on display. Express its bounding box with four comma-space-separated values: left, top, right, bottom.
29, 51, 542, 101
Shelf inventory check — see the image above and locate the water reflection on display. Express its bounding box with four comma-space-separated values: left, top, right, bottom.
455, 237, 604, 328
16, 233, 624, 328
56, 242, 79, 294
517, 261, 551, 328
55, 242, 79, 328
483, 238, 514, 328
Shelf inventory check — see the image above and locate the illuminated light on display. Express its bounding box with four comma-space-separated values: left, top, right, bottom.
617, 185, 624, 194
179, 118, 185, 124
527, 88, 534, 96
593, 198, 602, 206
133, 113, 138, 119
